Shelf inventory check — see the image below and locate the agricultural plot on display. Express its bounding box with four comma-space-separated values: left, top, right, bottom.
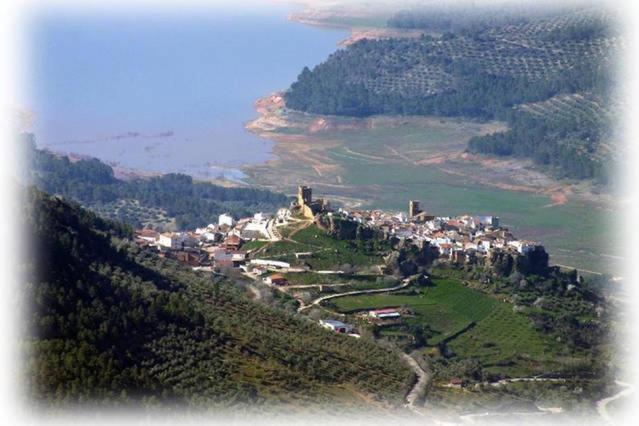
259, 240, 314, 258
340, 10, 622, 99
447, 305, 558, 376
334, 277, 498, 340
515, 91, 620, 164
516, 92, 611, 127
332, 275, 559, 374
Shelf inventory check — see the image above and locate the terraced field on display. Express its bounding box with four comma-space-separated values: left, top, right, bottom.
332, 275, 560, 375
516, 92, 612, 126
334, 277, 497, 338
448, 305, 555, 376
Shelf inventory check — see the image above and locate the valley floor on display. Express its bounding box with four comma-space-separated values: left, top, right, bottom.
243, 93, 622, 275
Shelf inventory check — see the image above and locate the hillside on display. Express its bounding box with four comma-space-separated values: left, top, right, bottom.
283, 7, 621, 181
21, 188, 413, 407
229, 209, 614, 412
23, 133, 289, 230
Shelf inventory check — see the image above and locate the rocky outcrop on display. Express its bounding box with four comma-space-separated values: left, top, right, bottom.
319, 214, 379, 240
484, 246, 550, 278
385, 241, 439, 278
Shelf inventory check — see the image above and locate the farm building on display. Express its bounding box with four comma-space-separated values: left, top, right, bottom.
319, 319, 353, 334
250, 259, 291, 270
368, 308, 401, 319
264, 273, 288, 286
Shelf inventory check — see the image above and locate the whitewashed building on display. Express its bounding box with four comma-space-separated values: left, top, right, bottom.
218, 213, 235, 228
157, 232, 185, 249
319, 319, 353, 334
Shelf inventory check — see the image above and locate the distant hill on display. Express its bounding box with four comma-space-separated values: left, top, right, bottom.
284, 8, 620, 182
21, 188, 413, 407
24, 134, 289, 230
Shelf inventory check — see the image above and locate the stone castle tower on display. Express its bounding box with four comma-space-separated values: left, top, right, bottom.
408, 200, 422, 219
297, 185, 312, 207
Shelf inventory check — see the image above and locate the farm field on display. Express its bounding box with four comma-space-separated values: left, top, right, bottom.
332, 274, 562, 376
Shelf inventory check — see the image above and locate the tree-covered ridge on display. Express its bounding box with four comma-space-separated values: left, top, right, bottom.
22, 188, 413, 407
388, 4, 614, 37
24, 134, 289, 230
283, 8, 618, 181
467, 91, 617, 183
285, 10, 618, 116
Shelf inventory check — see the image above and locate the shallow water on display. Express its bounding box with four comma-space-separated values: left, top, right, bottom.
26, 4, 347, 179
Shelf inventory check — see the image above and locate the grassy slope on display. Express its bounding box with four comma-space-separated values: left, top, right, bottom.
259, 224, 385, 270
332, 274, 561, 376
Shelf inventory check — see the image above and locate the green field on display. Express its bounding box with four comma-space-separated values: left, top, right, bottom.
247, 111, 620, 275
321, 122, 620, 275
332, 274, 561, 376
448, 305, 556, 375
241, 240, 269, 252
258, 225, 386, 270
341, 160, 617, 274
334, 276, 498, 341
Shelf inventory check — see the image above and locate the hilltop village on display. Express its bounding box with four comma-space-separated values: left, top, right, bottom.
134, 185, 545, 278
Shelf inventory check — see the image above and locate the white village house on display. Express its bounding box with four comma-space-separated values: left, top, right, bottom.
319, 319, 353, 334
218, 213, 235, 228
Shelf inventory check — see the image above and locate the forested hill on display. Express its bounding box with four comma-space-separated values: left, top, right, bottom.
24, 133, 289, 230
22, 187, 413, 407
284, 8, 620, 182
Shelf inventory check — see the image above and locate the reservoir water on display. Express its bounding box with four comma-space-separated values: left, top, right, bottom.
26, 4, 347, 180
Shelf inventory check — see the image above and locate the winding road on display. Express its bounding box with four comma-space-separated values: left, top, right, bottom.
296, 277, 412, 313
290, 275, 431, 411
401, 353, 431, 415
596, 380, 635, 423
